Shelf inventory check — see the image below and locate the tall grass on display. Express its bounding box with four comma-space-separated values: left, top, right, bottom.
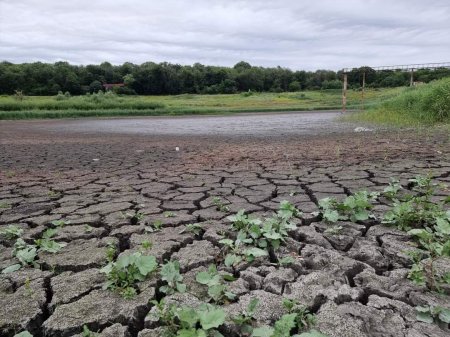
0, 91, 164, 111
347, 78, 450, 126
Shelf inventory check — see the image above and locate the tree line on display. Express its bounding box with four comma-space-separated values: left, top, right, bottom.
1, 60, 449, 96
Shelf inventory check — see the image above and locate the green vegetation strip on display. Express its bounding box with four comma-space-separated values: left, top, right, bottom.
346, 77, 450, 126
0, 88, 400, 120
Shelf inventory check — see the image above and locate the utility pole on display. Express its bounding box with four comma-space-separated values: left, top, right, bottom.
410, 68, 414, 86
342, 73, 347, 113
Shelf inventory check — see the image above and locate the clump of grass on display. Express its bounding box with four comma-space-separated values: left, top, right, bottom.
347, 77, 450, 126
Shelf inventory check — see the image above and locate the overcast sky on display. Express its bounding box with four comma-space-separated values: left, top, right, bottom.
0, 0, 449, 70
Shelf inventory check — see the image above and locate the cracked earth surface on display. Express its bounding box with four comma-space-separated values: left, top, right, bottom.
0, 117, 449, 337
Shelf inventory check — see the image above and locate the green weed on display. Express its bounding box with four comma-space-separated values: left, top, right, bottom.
195, 264, 236, 304
159, 260, 186, 295
100, 252, 157, 299
0, 225, 24, 240
317, 191, 379, 223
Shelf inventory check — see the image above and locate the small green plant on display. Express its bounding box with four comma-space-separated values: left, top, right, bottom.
405, 211, 450, 291
324, 225, 343, 236
221, 201, 299, 267
84, 224, 94, 233
317, 191, 379, 223
105, 241, 117, 262
232, 297, 259, 335
5, 170, 16, 178
2, 227, 66, 273
34, 228, 67, 253
13, 238, 38, 267
251, 299, 325, 337
24, 277, 33, 296
164, 211, 176, 218
282, 299, 316, 332
382, 178, 403, 200
278, 255, 296, 267
145, 219, 163, 232
180, 223, 203, 236
196, 264, 236, 304
47, 190, 61, 198
213, 197, 230, 212
151, 302, 227, 337
51, 219, 68, 227
134, 211, 145, 222
0, 202, 10, 209
100, 252, 157, 299
140, 240, 153, 250
383, 177, 447, 231
159, 260, 186, 295
416, 305, 450, 328
81, 325, 99, 337
0, 224, 24, 240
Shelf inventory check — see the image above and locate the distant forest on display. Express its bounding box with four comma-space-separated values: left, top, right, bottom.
1, 60, 450, 95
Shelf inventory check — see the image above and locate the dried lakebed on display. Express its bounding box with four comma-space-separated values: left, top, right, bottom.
0, 116, 449, 337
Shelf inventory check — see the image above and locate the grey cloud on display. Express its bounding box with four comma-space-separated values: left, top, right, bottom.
0, 0, 449, 70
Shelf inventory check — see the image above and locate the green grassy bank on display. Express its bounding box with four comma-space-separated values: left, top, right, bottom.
0, 88, 400, 120
347, 78, 450, 126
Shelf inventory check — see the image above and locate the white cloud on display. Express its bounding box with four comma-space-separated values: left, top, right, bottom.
0, 0, 449, 70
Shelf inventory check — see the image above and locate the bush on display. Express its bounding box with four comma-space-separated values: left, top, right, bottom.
288, 81, 301, 92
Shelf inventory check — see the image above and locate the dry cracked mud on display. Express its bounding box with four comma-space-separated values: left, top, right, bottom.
0, 117, 449, 337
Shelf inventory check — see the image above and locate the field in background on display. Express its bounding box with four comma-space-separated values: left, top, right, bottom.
0, 88, 402, 119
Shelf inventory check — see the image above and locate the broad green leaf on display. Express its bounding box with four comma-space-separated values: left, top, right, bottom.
115, 255, 131, 269
438, 308, 450, 323
408, 229, 433, 241
225, 254, 241, 267
177, 307, 199, 328
416, 311, 434, 323
224, 291, 236, 300
42, 228, 58, 239
16, 246, 37, 265
415, 305, 430, 312
208, 284, 225, 301
219, 239, 234, 247
264, 232, 283, 240
251, 326, 274, 337
199, 307, 226, 330
176, 282, 187, 293
196, 271, 213, 285
435, 217, 450, 235
2, 264, 21, 274
38, 240, 66, 253
323, 210, 339, 223
247, 298, 259, 315
353, 210, 369, 221
176, 328, 199, 337
160, 261, 181, 282
135, 255, 157, 275
222, 273, 236, 282
244, 247, 268, 258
